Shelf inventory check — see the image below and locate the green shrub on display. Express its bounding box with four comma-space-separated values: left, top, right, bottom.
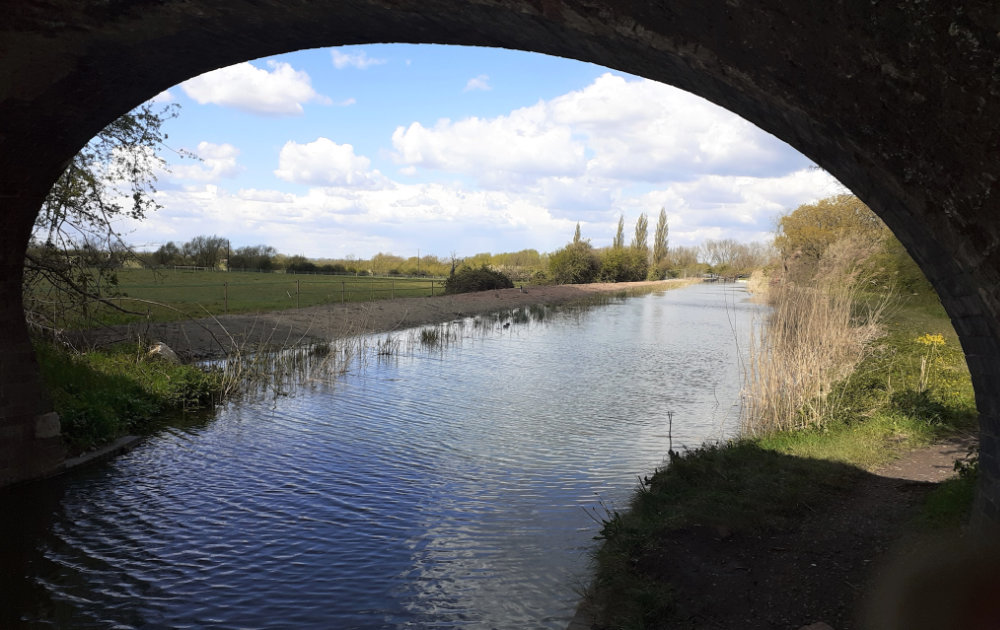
548, 241, 601, 284
598, 247, 648, 282
443, 265, 514, 294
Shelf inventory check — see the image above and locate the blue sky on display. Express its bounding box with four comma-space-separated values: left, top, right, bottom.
126, 44, 844, 260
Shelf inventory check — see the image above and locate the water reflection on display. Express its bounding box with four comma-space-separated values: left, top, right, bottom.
2, 283, 760, 629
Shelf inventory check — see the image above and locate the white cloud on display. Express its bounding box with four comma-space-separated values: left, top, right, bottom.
539, 176, 617, 217
392, 72, 808, 189
391, 111, 586, 187
464, 74, 492, 92
170, 142, 243, 182
149, 90, 174, 103
123, 176, 576, 259
551, 74, 806, 181
331, 49, 387, 70
181, 60, 329, 115
274, 138, 387, 189
237, 188, 294, 203
624, 168, 844, 246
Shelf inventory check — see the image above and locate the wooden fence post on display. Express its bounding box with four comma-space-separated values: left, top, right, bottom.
430, 280, 434, 297
342, 281, 346, 303
391, 279, 395, 299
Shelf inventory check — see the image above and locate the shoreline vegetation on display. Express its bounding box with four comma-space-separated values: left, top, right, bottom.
582, 196, 980, 629
582, 280, 978, 629
38, 278, 698, 454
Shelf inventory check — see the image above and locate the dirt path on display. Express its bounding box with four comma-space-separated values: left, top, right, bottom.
69, 279, 697, 360
573, 437, 977, 630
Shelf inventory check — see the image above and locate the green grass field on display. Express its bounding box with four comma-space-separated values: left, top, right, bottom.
63, 269, 446, 327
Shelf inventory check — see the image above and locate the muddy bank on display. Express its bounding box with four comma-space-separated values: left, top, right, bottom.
70, 279, 699, 360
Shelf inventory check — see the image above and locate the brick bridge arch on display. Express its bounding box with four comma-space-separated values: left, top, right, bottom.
3, 1, 1000, 520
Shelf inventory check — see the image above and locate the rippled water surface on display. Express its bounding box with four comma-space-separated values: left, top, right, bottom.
2, 283, 760, 629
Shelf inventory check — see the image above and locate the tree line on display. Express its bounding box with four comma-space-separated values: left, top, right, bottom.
138, 194, 925, 290
547, 208, 773, 284
138, 221, 771, 285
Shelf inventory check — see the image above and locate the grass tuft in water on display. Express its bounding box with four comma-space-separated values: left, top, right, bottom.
419, 327, 440, 346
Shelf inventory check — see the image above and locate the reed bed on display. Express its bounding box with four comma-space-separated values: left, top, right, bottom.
742, 237, 890, 434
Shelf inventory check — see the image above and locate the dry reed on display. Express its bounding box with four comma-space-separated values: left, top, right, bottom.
742, 236, 890, 434
746, 269, 770, 296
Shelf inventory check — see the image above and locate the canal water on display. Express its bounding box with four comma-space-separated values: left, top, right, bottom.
1, 283, 761, 629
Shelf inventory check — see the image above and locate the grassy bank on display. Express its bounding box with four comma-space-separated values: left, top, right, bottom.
36, 341, 223, 454
32, 268, 446, 329
586, 290, 978, 628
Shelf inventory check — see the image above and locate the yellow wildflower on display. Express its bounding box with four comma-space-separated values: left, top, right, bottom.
916, 333, 946, 347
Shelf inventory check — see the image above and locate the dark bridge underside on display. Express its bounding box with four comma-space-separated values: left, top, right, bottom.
3, 0, 1000, 518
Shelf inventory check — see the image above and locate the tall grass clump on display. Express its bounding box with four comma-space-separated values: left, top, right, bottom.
743, 236, 890, 433
36, 341, 222, 453
419, 327, 440, 346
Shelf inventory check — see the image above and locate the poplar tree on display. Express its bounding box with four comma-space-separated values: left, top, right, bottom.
653, 207, 669, 265
631, 212, 649, 255
612, 214, 625, 249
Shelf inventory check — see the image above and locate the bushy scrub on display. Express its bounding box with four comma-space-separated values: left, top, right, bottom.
443, 265, 513, 294
547, 241, 601, 284
36, 341, 222, 453
598, 246, 648, 282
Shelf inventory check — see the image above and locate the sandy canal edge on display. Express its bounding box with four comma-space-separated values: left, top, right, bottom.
71, 279, 701, 360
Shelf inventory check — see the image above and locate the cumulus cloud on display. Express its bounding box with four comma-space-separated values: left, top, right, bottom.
391, 111, 586, 187
181, 60, 329, 115
170, 142, 243, 182
539, 176, 618, 218
625, 168, 843, 245
392, 72, 808, 189
552, 74, 806, 181
331, 49, 387, 70
122, 177, 575, 259
274, 138, 387, 189
237, 188, 294, 203
464, 74, 492, 92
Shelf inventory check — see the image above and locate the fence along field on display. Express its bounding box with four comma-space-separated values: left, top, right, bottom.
45, 268, 446, 328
